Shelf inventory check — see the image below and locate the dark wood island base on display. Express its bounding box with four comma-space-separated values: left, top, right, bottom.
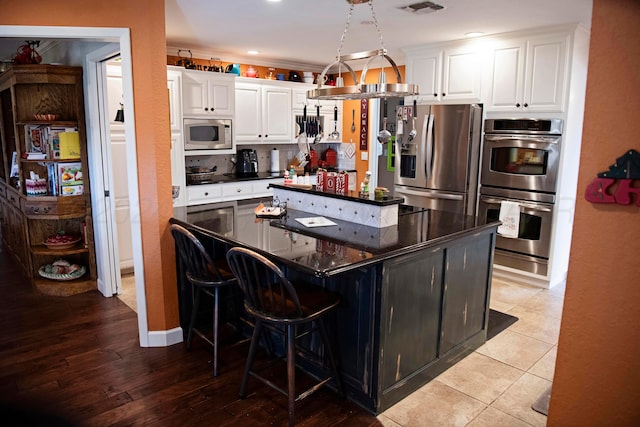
172, 191, 499, 414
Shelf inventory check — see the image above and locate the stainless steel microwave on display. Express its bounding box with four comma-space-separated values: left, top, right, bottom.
184, 118, 232, 151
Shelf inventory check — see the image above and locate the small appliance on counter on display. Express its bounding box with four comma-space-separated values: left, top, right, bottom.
236, 149, 258, 176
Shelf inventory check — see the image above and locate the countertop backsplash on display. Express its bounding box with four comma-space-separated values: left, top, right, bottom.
184, 142, 348, 177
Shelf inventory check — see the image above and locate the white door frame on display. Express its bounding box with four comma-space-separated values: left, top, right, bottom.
0, 26, 149, 347
86, 47, 123, 298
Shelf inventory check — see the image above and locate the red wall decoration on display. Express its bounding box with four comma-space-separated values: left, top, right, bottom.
585, 149, 640, 205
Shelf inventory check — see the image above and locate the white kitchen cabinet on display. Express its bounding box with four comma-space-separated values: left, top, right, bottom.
253, 178, 284, 198
182, 69, 235, 117
406, 44, 482, 103
167, 66, 183, 133
186, 178, 284, 206
235, 81, 292, 144
486, 33, 568, 113
221, 180, 254, 200
167, 68, 187, 207
187, 184, 223, 205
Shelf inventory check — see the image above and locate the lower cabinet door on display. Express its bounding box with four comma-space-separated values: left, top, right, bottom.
440, 234, 492, 355
380, 248, 444, 389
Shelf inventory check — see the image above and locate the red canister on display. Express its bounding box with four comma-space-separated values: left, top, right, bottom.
309, 149, 318, 169
324, 147, 337, 168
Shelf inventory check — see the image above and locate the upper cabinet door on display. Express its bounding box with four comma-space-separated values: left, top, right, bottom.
235, 83, 262, 142
262, 86, 292, 143
182, 70, 235, 117
406, 50, 441, 103
209, 78, 235, 116
406, 45, 481, 103
441, 47, 482, 101
523, 34, 568, 112
166, 68, 183, 133
486, 33, 568, 113
486, 40, 527, 111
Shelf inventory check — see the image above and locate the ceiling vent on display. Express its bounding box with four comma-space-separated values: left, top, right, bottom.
399, 1, 445, 14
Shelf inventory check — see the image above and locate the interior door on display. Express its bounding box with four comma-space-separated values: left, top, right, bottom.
106, 63, 134, 273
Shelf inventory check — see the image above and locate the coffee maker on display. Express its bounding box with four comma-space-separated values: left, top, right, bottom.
236, 149, 258, 176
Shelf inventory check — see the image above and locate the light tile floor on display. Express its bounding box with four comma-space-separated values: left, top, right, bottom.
378, 277, 565, 427
118, 273, 137, 312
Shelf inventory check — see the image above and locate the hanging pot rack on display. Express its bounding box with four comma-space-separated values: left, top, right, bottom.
307, 0, 419, 100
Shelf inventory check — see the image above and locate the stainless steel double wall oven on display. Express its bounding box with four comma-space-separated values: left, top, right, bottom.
478, 118, 563, 275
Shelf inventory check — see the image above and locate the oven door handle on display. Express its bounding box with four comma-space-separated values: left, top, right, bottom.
485, 135, 559, 144
480, 197, 553, 212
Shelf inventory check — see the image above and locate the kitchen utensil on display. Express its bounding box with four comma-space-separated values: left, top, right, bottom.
297, 105, 310, 164
351, 109, 356, 133
408, 99, 417, 142
377, 99, 391, 144
329, 106, 340, 140
314, 105, 323, 143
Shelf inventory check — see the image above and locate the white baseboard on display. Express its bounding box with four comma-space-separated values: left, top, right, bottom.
145, 327, 184, 347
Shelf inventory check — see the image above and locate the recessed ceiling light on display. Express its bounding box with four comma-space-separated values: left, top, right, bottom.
267, 0, 282, 2
247, 50, 259, 55
465, 32, 484, 37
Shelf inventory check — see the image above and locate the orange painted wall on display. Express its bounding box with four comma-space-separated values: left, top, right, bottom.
0, 0, 179, 331
340, 66, 406, 183
548, 0, 640, 424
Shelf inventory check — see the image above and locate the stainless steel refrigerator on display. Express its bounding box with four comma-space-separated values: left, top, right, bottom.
394, 103, 483, 217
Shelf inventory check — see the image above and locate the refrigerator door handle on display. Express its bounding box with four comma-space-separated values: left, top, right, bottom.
424, 114, 434, 179
396, 187, 464, 200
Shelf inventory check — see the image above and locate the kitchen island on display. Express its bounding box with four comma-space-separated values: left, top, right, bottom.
171, 189, 499, 414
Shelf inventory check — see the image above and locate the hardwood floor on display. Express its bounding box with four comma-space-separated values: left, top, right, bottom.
0, 245, 381, 426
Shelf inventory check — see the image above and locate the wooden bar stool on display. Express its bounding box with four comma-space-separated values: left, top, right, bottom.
226, 246, 343, 427
170, 224, 237, 377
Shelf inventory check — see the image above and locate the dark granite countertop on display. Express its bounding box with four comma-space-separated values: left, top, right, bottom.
172, 199, 500, 277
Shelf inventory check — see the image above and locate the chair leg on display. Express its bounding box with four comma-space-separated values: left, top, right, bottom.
240, 319, 263, 399
212, 287, 220, 377
287, 324, 296, 427
186, 286, 202, 350
317, 318, 343, 396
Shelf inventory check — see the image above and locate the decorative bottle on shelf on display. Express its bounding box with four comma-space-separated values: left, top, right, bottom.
361, 170, 371, 195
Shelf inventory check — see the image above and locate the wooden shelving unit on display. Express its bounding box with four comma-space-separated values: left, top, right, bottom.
0, 65, 96, 296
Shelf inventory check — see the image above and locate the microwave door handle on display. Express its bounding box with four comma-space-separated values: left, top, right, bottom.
480, 197, 553, 212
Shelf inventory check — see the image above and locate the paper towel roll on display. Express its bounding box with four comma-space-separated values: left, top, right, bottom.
270, 148, 280, 172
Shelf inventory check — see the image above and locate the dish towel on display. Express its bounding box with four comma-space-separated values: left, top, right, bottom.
497, 201, 520, 238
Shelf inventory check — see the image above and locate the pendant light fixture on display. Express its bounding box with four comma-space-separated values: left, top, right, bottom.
307, 0, 419, 100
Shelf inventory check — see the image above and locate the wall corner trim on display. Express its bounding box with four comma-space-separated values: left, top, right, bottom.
146, 327, 184, 347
